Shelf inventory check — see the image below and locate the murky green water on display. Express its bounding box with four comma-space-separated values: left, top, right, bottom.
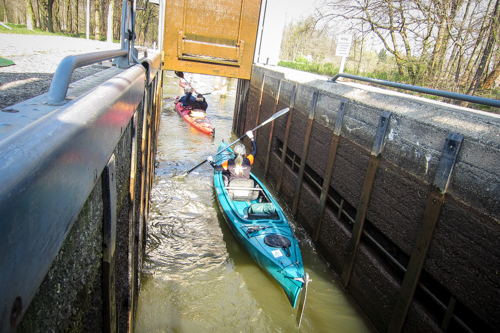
133, 71, 375, 332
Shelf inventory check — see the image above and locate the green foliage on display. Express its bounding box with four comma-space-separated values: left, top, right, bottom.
279, 60, 340, 76
0, 24, 119, 42
294, 54, 310, 64
378, 49, 387, 63
0, 24, 59, 36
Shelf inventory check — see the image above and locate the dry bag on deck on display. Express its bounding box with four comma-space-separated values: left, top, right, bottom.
247, 203, 279, 220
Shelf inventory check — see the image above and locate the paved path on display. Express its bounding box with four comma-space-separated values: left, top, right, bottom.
0, 34, 121, 109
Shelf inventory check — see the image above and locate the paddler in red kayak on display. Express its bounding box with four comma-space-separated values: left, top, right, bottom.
178, 85, 196, 107
207, 131, 257, 186
177, 84, 209, 117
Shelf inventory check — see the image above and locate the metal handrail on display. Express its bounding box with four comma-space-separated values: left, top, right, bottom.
330, 73, 500, 108
46, 49, 127, 105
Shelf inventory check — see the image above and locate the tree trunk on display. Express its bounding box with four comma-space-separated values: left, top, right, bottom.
107, 0, 114, 42
480, 61, 500, 89
35, 0, 41, 28
75, 0, 78, 34
26, 0, 36, 30
46, 0, 55, 32
428, 0, 465, 79
66, 0, 70, 32
94, 0, 101, 40
462, 0, 500, 104
54, 0, 60, 31
3, 0, 8, 23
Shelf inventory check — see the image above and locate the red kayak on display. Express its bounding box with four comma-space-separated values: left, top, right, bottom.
174, 98, 214, 136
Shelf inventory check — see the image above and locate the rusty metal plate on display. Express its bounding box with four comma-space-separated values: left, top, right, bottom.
163, 0, 262, 79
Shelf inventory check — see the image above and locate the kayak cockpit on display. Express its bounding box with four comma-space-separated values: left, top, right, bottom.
223, 178, 284, 223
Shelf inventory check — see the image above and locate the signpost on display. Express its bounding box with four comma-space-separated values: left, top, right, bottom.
336, 35, 352, 74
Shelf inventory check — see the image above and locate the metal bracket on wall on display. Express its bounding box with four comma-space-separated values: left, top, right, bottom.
341, 111, 392, 288
264, 79, 282, 175
388, 133, 463, 333
254, 73, 266, 134
292, 91, 319, 215
312, 99, 348, 242
103, 154, 118, 333
277, 83, 297, 192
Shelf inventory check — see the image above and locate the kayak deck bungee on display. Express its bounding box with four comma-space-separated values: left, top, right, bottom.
213, 140, 306, 308
174, 99, 214, 136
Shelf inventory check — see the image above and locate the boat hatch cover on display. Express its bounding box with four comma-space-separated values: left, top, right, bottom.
264, 234, 291, 257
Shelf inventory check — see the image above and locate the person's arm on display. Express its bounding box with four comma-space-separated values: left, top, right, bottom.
249, 139, 257, 157
201, 99, 208, 111
207, 156, 226, 171
211, 163, 225, 171
246, 131, 257, 157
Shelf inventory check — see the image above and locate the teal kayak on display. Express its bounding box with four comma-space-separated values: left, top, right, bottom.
213, 140, 306, 307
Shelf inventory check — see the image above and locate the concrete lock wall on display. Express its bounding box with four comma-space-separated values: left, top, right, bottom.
1, 61, 163, 332
236, 64, 500, 332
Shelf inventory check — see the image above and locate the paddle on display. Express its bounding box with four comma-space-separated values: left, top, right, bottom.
175, 71, 205, 95
174, 107, 291, 178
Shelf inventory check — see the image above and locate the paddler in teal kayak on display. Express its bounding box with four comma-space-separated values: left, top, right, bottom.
207, 130, 257, 186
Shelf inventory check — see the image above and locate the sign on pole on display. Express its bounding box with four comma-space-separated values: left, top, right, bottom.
336, 35, 352, 74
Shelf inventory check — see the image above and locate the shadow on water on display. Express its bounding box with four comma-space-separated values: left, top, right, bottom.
134, 71, 375, 332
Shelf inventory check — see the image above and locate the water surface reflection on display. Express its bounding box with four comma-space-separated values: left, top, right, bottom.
134, 71, 374, 332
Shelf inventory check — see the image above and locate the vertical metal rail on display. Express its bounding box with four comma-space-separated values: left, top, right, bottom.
341, 111, 392, 288
312, 100, 348, 242
442, 297, 457, 331
276, 83, 297, 192
103, 155, 117, 333
144, 89, 153, 234
264, 79, 282, 175
233, 80, 247, 134
137, 89, 149, 273
255, 73, 266, 134
292, 91, 319, 215
388, 133, 463, 332
128, 111, 139, 323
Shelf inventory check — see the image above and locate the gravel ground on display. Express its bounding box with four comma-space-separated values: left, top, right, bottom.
0, 34, 122, 109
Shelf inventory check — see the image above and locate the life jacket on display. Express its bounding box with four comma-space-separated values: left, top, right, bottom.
221, 154, 254, 180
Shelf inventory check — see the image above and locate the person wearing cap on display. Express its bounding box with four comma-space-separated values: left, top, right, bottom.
207, 131, 257, 186
178, 85, 196, 107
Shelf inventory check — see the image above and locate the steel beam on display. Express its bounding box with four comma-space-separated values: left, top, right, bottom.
276, 83, 297, 192
341, 111, 392, 288
292, 91, 319, 215
313, 99, 348, 242
255, 73, 266, 133
264, 79, 282, 175
103, 155, 118, 333
388, 133, 463, 332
